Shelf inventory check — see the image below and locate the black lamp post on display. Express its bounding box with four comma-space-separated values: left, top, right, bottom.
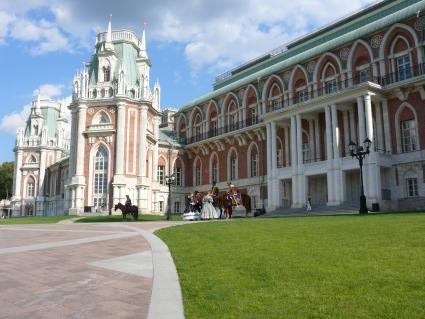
165, 173, 176, 220
348, 138, 372, 214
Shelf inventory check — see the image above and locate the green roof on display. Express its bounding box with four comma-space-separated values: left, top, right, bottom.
24, 106, 60, 140
89, 42, 140, 87
158, 129, 184, 148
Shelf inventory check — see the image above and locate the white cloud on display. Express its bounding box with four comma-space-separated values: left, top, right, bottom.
33, 83, 65, 99
0, 103, 31, 135
0, 0, 377, 69
0, 11, 15, 44
10, 18, 71, 54
0, 84, 70, 135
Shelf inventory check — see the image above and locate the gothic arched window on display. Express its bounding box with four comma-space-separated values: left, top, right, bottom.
93, 146, 108, 208
26, 176, 35, 197
103, 67, 111, 82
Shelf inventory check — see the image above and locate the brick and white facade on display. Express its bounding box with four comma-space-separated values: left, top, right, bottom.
11, 0, 425, 215
172, 0, 425, 212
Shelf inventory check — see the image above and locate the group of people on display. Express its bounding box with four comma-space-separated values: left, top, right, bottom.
185, 182, 241, 219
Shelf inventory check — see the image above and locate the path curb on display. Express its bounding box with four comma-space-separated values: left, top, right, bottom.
123, 224, 184, 319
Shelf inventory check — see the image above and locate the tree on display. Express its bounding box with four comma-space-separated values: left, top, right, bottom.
0, 161, 14, 200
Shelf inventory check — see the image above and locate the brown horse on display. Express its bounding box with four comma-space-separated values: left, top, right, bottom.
114, 203, 139, 221
216, 192, 251, 217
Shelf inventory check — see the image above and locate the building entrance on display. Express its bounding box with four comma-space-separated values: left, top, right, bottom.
308, 175, 327, 205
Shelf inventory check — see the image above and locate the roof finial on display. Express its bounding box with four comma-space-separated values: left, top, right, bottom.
139, 22, 148, 58
107, 13, 112, 43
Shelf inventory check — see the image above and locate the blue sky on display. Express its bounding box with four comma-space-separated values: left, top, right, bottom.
0, 0, 376, 163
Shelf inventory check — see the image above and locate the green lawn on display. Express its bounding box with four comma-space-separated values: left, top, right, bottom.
0, 215, 74, 224
75, 214, 182, 223
156, 213, 425, 319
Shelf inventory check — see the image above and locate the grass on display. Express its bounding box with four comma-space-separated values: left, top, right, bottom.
156, 213, 425, 319
0, 215, 75, 224
75, 214, 182, 223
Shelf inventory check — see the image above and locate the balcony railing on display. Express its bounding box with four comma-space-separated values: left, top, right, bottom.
175, 63, 425, 147
268, 63, 425, 112
178, 117, 261, 145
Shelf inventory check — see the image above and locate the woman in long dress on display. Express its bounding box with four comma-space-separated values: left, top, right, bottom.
201, 192, 219, 220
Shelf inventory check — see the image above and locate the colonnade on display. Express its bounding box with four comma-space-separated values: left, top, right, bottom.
266, 93, 392, 211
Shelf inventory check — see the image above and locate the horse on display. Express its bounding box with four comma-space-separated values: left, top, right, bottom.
114, 202, 139, 221
216, 192, 251, 218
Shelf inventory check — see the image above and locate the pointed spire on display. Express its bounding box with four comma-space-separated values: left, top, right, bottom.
107, 13, 112, 43
35, 91, 41, 113
139, 22, 148, 59
105, 13, 114, 51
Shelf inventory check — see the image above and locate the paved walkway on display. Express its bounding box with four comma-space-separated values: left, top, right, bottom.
0, 221, 185, 319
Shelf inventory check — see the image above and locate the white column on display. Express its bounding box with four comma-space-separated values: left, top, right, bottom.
381, 99, 392, 153
38, 149, 47, 196
308, 119, 314, 162
69, 109, 77, 176
296, 114, 303, 165
357, 96, 366, 145
152, 116, 160, 182
349, 108, 356, 144
13, 150, 23, 198
314, 117, 321, 160
325, 106, 333, 161
271, 121, 277, 171
343, 110, 350, 157
290, 116, 297, 166
266, 123, 274, 210
115, 103, 126, 175
76, 105, 87, 176
284, 126, 290, 166
138, 105, 148, 177
331, 104, 340, 159
364, 94, 374, 150
375, 102, 384, 151
325, 105, 334, 204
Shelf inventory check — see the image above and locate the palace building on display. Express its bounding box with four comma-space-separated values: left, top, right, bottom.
11, 0, 425, 216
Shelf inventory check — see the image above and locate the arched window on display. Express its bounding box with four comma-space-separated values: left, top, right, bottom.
26, 176, 35, 197
93, 146, 108, 208
228, 101, 238, 131
228, 149, 238, 180
209, 153, 219, 184
193, 113, 202, 140
390, 36, 412, 81
93, 111, 111, 125
173, 158, 184, 186
396, 104, 418, 153
103, 67, 111, 82
322, 63, 338, 94
194, 157, 202, 186
250, 152, 258, 177
28, 155, 37, 163
268, 83, 282, 111
404, 171, 418, 197
400, 119, 417, 152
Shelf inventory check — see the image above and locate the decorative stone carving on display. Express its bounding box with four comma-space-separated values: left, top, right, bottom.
87, 108, 95, 115
307, 61, 316, 74
339, 47, 350, 61
415, 16, 425, 31
283, 71, 291, 84
370, 34, 383, 49
109, 107, 115, 113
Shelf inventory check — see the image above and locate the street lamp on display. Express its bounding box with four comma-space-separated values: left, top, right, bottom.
165, 173, 176, 220
348, 137, 372, 214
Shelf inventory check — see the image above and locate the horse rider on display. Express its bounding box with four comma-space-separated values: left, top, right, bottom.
125, 195, 132, 212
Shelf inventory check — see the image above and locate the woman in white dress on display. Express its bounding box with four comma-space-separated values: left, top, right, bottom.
201, 192, 219, 220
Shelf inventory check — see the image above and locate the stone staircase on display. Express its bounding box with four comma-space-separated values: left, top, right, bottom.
263, 202, 360, 217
